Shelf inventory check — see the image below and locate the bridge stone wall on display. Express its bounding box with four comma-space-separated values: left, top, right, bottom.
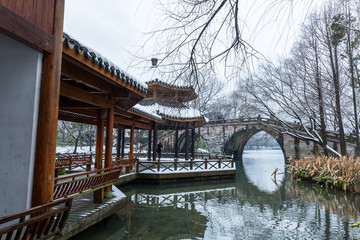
198, 119, 355, 160
158, 118, 356, 160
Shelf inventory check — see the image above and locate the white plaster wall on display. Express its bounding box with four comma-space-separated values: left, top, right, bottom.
0, 33, 42, 217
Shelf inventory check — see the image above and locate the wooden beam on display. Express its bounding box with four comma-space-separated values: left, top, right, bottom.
104, 98, 114, 196
148, 129, 152, 160
58, 114, 96, 125
59, 99, 96, 109
114, 107, 133, 118
60, 82, 111, 108
121, 128, 125, 157
114, 116, 152, 130
61, 60, 114, 93
32, 0, 64, 208
114, 91, 129, 99
185, 123, 189, 160
129, 125, 135, 158
152, 123, 157, 161
59, 108, 100, 118
116, 128, 121, 158
94, 117, 105, 203
175, 128, 179, 158
191, 128, 195, 159
0, 5, 53, 53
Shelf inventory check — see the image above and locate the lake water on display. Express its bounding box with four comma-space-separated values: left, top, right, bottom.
71, 150, 360, 239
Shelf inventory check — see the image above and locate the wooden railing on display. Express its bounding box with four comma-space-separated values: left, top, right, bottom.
137, 158, 234, 173
112, 157, 138, 174
137, 152, 233, 160
55, 153, 93, 177
53, 166, 123, 200
0, 198, 72, 240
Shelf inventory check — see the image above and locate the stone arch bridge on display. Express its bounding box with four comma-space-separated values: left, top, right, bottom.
196, 117, 356, 161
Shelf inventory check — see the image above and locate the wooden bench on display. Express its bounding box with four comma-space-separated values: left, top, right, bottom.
55, 154, 93, 177
112, 157, 138, 174
0, 198, 72, 240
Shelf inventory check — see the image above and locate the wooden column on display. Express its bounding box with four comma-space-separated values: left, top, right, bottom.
185, 123, 189, 160
94, 117, 104, 203
104, 98, 114, 197
191, 127, 195, 159
175, 128, 179, 159
129, 125, 135, 158
32, 0, 65, 207
152, 123, 157, 161
116, 128, 121, 158
148, 129, 152, 160
121, 128, 125, 157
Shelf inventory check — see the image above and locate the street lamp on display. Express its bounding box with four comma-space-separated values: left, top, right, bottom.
151, 58, 158, 68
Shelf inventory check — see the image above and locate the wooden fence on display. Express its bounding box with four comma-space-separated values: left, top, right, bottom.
137, 158, 234, 173
55, 153, 93, 177
112, 157, 138, 174
0, 198, 72, 240
53, 166, 123, 199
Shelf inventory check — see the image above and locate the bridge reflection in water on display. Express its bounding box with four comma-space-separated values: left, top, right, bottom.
71, 151, 360, 240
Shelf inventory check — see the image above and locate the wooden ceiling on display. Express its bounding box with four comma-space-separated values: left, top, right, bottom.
58, 45, 159, 130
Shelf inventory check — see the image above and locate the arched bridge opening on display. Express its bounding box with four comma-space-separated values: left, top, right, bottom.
224, 128, 286, 162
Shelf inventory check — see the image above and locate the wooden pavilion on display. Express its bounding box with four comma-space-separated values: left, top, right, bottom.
0, 1, 161, 236
134, 79, 207, 161
0, 1, 205, 237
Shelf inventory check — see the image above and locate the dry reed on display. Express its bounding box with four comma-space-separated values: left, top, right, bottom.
288, 156, 360, 193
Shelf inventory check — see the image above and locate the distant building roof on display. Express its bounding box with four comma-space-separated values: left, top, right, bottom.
145, 79, 197, 102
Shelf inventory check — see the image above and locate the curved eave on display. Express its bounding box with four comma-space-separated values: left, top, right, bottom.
147, 81, 197, 101
159, 114, 206, 123
128, 108, 164, 123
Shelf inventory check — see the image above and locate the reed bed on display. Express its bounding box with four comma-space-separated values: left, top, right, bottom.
287, 179, 360, 222
288, 156, 360, 193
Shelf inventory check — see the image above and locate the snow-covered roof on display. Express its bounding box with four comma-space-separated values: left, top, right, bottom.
62, 33, 147, 94
130, 104, 163, 122
146, 78, 194, 90
137, 101, 205, 121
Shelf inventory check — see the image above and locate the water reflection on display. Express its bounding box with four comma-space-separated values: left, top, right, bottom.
242, 149, 285, 193
71, 150, 360, 240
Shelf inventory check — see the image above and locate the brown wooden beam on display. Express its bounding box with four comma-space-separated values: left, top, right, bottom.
61, 60, 114, 93
59, 99, 96, 109
148, 129, 152, 160
185, 123, 189, 160
175, 128, 179, 158
114, 91, 129, 99
191, 128, 195, 159
129, 125, 135, 158
152, 123, 157, 161
0, 5, 53, 53
60, 82, 111, 108
59, 108, 100, 118
114, 116, 151, 130
116, 128, 121, 158
32, 0, 64, 207
104, 98, 114, 196
114, 107, 133, 118
58, 114, 96, 125
94, 117, 105, 203
121, 128, 125, 157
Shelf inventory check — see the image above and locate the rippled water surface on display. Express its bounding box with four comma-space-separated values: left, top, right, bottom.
71, 150, 360, 240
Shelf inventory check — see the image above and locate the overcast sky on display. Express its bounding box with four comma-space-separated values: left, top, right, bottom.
64, 0, 324, 86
